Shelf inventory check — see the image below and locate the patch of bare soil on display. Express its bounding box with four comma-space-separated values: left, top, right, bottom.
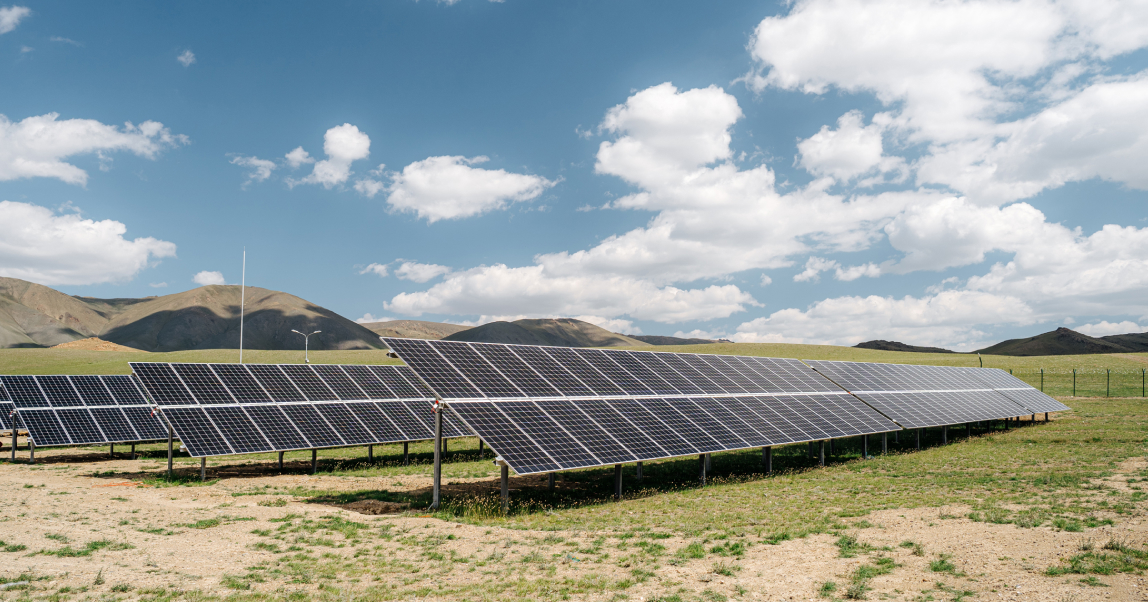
1, 447, 1146, 601
51, 337, 143, 352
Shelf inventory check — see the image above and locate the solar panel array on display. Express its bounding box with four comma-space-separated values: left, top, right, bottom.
383, 338, 902, 475
0, 381, 14, 432
804, 361, 1069, 429
0, 375, 168, 447
129, 363, 469, 458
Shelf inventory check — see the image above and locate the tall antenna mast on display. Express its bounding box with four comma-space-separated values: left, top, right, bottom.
239, 248, 246, 364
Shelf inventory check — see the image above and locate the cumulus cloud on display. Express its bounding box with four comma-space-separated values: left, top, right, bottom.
0, 6, 30, 35
572, 315, 641, 335
229, 155, 276, 187
1075, 321, 1146, 337
176, 50, 195, 67
355, 313, 395, 324
288, 124, 370, 189
797, 111, 905, 184
384, 155, 557, 222
192, 271, 225, 286
394, 261, 451, 283
0, 113, 187, 185
0, 200, 176, 285
733, 290, 1036, 351
358, 263, 389, 277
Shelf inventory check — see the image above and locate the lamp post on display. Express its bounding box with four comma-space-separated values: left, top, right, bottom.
291, 329, 321, 363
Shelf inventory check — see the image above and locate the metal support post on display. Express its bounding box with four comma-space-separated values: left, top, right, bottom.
763, 447, 772, 474
894, 430, 899, 443
166, 425, 174, 478
819, 440, 825, 466
636, 461, 643, 481
403, 441, 409, 465
699, 454, 707, 486
862, 434, 868, 458
441, 437, 447, 456
110, 443, 114, 458
808, 441, 815, 459
942, 425, 948, 445
882, 432, 888, 455
501, 464, 509, 515
11, 426, 16, 461
200, 457, 206, 481
130, 444, 136, 460
278, 451, 284, 471
368, 445, 373, 462
1044, 412, 1048, 422
548, 472, 555, 492
311, 449, 317, 474
431, 403, 443, 511
1031, 413, 1035, 423
915, 429, 921, 450
28, 442, 34, 464
1005, 418, 1010, 430
705, 453, 712, 473
829, 438, 834, 456
478, 439, 484, 457
614, 464, 623, 500
966, 422, 971, 438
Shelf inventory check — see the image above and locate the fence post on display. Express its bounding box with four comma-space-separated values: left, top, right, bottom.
1143, 368, 1145, 397
1073, 369, 1076, 397
1107, 369, 1110, 398
1040, 368, 1044, 392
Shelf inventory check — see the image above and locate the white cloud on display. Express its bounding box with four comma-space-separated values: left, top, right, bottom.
793, 256, 837, 282
1075, 321, 1145, 337
385, 155, 557, 222
358, 263, 389, 277
0, 112, 187, 185
385, 264, 756, 323
394, 261, 451, 283
760, 274, 772, 286
732, 290, 1036, 351
50, 36, 81, 46
0, 200, 176, 285
192, 271, 225, 286
354, 178, 385, 197
149, 282, 167, 288
289, 124, 370, 189
797, 111, 905, 184
229, 155, 276, 187
177, 50, 195, 67
571, 315, 641, 335
285, 146, 313, 168
0, 6, 30, 35
672, 329, 727, 340
355, 313, 395, 324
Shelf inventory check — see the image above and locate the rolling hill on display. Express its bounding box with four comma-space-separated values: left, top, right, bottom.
630, 335, 717, 346
854, 340, 954, 353
359, 320, 471, 340
441, 318, 644, 347
0, 277, 382, 351
974, 327, 1139, 356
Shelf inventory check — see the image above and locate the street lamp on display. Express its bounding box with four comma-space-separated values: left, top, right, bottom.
291, 329, 321, 363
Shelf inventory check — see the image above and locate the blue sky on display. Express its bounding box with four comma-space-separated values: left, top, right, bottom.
2, 0, 1147, 350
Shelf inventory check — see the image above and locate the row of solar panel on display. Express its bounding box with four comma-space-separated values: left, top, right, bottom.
160, 400, 466, 457
447, 394, 896, 474
130, 363, 433, 405
0, 375, 166, 443
383, 338, 839, 399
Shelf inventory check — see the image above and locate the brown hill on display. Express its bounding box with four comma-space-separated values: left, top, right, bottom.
854, 340, 954, 354
0, 277, 382, 351
359, 320, 471, 340
442, 318, 644, 347
975, 327, 1136, 356
52, 338, 143, 352
1100, 332, 1148, 352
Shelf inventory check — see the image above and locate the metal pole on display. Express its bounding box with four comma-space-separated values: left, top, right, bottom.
239, 248, 245, 364
1073, 369, 1076, 397
110, 443, 114, 458
442, 437, 447, 456
894, 430, 899, 444
829, 438, 834, 456
1045, 412, 1048, 422
501, 464, 509, 515
966, 422, 971, 438
200, 457, 206, 481
28, 441, 34, 464
548, 472, 555, 492
403, 441, 409, 466
942, 425, 948, 445
431, 403, 442, 511
699, 454, 706, 485
915, 429, 921, 450
808, 441, 815, 459
278, 451, 284, 470
636, 461, 643, 481
1107, 369, 1110, 397
614, 464, 623, 500
862, 434, 868, 458
166, 425, 173, 477
764, 446, 772, 474
882, 432, 888, 454
819, 440, 825, 466
10, 423, 15, 462
1040, 368, 1044, 392
368, 445, 373, 462
478, 439, 484, 457
704, 453, 711, 473
311, 449, 317, 474
1005, 418, 1010, 430
130, 444, 135, 460
304, 334, 309, 364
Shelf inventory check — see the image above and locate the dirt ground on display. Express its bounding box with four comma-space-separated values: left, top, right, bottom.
0, 446, 1145, 601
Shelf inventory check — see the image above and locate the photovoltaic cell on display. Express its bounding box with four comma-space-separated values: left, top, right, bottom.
383, 339, 484, 399
538, 347, 625, 396
539, 400, 635, 464
311, 365, 366, 400
315, 403, 377, 445
0, 376, 48, 407
380, 401, 431, 440
71, 376, 113, 405
507, 346, 594, 396
280, 365, 338, 401
687, 398, 761, 447
657, 353, 724, 394
88, 408, 138, 442
124, 407, 169, 440
246, 365, 306, 402
38, 375, 82, 407
993, 387, 1070, 414
478, 345, 561, 398
433, 342, 525, 398
637, 398, 724, 454
685, 355, 747, 394
131, 364, 195, 404
203, 406, 270, 453
631, 351, 703, 395
343, 365, 394, 399
577, 399, 664, 460
605, 351, 680, 395
574, 349, 653, 395
608, 398, 695, 457
346, 402, 405, 442
281, 404, 345, 448
162, 407, 233, 457
211, 365, 271, 402
498, 401, 598, 469
244, 405, 311, 450
20, 410, 70, 445
369, 366, 425, 399
447, 403, 560, 474
103, 376, 148, 405
172, 364, 234, 404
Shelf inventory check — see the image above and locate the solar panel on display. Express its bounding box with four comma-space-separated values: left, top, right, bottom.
0, 374, 168, 447
0, 381, 14, 431
381, 339, 905, 475
129, 362, 472, 458
805, 360, 1063, 428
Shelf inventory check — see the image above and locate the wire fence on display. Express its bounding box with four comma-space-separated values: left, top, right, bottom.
1008, 368, 1148, 398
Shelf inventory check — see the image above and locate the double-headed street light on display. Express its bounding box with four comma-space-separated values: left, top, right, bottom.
291, 329, 321, 363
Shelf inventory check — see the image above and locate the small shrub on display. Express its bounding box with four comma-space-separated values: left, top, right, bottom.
678, 542, 706, 559
818, 581, 838, 597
